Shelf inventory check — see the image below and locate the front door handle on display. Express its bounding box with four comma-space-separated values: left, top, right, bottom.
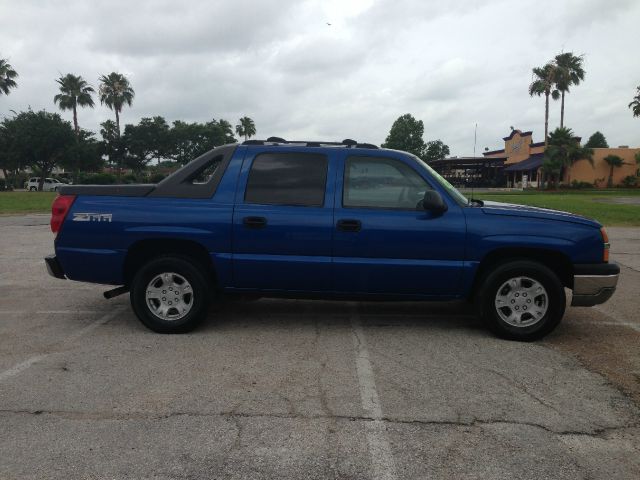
243, 216, 267, 229
336, 219, 362, 232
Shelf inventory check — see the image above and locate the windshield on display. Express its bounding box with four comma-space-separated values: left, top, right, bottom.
412, 156, 469, 206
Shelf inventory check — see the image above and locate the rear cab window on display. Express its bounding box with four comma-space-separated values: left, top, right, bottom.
245, 152, 328, 207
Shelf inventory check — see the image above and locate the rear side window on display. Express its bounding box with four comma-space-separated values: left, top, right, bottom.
245, 153, 328, 207
185, 155, 223, 185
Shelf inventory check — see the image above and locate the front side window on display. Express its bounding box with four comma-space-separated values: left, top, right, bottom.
245, 153, 328, 207
343, 156, 431, 209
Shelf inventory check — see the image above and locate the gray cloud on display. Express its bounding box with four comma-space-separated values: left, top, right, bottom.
1, 0, 639, 155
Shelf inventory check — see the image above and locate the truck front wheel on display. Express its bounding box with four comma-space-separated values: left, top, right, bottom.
130, 255, 211, 333
477, 260, 566, 341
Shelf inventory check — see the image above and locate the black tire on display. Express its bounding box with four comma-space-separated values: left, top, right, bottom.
476, 260, 565, 341
29, 187, 36, 192
130, 255, 212, 333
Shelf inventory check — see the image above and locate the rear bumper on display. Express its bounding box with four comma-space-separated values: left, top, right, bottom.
45, 254, 66, 280
571, 262, 619, 307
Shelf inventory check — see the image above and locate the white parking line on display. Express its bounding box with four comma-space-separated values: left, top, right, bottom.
351, 305, 398, 480
0, 355, 47, 382
586, 316, 640, 333
0, 307, 124, 383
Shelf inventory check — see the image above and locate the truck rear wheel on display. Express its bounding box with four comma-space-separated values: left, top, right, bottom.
130, 255, 211, 333
477, 260, 566, 341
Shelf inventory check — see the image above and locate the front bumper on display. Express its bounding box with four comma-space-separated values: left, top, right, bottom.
45, 254, 66, 279
571, 262, 619, 306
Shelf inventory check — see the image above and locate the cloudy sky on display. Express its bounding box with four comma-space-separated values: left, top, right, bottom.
1, 0, 639, 155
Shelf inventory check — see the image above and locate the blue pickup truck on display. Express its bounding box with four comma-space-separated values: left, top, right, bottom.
46, 139, 619, 340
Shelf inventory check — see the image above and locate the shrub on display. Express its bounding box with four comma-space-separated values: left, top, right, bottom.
621, 175, 638, 187
149, 173, 166, 184
0, 178, 6, 191
122, 174, 140, 184
78, 173, 118, 185
570, 180, 593, 189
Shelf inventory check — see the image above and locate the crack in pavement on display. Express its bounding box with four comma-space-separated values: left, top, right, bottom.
483, 367, 563, 414
1, 408, 637, 438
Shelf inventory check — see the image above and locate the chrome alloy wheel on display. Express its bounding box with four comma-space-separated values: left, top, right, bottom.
494, 276, 548, 327
145, 272, 193, 321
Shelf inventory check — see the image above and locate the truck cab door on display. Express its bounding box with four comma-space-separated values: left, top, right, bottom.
332, 152, 466, 297
231, 148, 337, 292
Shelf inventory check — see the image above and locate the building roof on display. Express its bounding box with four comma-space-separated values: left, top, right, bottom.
503, 129, 533, 141
431, 156, 506, 167
483, 148, 506, 156
504, 153, 544, 172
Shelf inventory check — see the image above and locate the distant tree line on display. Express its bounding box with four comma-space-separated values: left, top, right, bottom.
2, 51, 639, 190
0, 59, 258, 190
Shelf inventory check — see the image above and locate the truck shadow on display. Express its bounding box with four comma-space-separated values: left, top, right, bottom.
197, 297, 484, 334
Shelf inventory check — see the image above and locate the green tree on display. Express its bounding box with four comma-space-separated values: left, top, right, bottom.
60, 130, 103, 179
98, 72, 134, 135
235, 116, 256, 141
629, 85, 640, 118
542, 126, 593, 188
529, 63, 559, 147
2, 110, 75, 190
423, 139, 450, 162
553, 53, 585, 128
214, 119, 236, 144
99, 120, 123, 169
603, 154, 624, 187
0, 118, 24, 186
169, 121, 213, 165
122, 116, 171, 172
0, 58, 18, 96
382, 114, 427, 158
584, 131, 608, 148
53, 74, 95, 135
168, 119, 236, 165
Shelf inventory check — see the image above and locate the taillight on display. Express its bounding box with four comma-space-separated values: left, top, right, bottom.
600, 227, 610, 263
51, 194, 76, 235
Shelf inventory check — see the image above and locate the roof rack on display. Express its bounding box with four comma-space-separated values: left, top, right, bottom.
242, 137, 378, 149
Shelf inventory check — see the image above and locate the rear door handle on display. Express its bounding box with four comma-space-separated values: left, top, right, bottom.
336, 219, 362, 232
242, 216, 267, 229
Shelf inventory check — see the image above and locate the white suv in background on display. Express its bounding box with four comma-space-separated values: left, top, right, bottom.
26, 177, 66, 192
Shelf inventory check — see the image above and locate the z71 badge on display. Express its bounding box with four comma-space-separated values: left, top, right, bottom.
72, 213, 113, 222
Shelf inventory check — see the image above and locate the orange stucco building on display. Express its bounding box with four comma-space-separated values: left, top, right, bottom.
483, 129, 639, 187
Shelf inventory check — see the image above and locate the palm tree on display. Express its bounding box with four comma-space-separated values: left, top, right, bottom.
98, 72, 134, 135
529, 62, 559, 147
543, 126, 593, 188
603, 154, 624, 187
235, 116, 256, 141
629, 85, 640, 117
53, 74, 95, 136
554, 52, 585, 128
0, 58, 18, 96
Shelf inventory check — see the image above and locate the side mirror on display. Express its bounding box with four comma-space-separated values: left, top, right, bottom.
422, 190, 448, 214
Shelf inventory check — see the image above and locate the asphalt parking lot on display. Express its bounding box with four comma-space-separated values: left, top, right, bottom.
1, 215, 639, 479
